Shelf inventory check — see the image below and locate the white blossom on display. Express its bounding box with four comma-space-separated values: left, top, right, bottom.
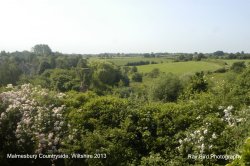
212, 133, 217, 139
0, 84, 66, 153
6, 84, 14, 89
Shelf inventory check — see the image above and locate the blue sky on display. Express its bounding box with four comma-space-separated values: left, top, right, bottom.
0, 0, 249, 53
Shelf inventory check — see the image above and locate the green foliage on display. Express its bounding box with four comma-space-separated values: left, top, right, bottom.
120, 75, 130, 86
131, 66, 138, 73
1, 82, 250, 165
148, 68, 160, 78
230, 61, 246, 73
182, 72, 208, 99
227, 67, 250, 105
113, 87, 133, 98
140, 153, 167, 166
34, 69, 80, 92
31, 44, 52, 55
38, 61, 51, 74
214, 67, 227, 73
0, 60, 22, 86
90, 61, 128, 93
77, 58, 88, 68
131, 73, 143, 82
2, 51, 250, 166
65, 96, 137, 165
214, 51, 225, 56
64, 91, 97, 108
228, 138, 250, 166
149, 73, 183, 102
55, 56, 81, 69
190, 72, 208, 93
125, 60, 155, 66
242, 139, 250, 165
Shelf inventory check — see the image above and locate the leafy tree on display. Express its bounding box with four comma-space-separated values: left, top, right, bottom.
193, 53, 206, 61
38, 61, 51, 74
148, 68, 160, 78
132, 73, 143, 82
182, 72, 208, 99
214, 51, 224, 56
90, 61, 124, 91
31, 44, 52, 55
149, 74, 183, 102
227, 67, 250, 105
131, 66, 138, 73
76, 67, 91, 91
121, 66, 130, 75
49, 69, 80, 91
0, 60, 22, 85
230, 61, 246, 73
55, 58, 67, 69
35, 69, 80, 91
120, 75, 130, 86
77, 58, 88, 68
0, 51, 7, 56
126, 61, 151, 66
49, 56, 56, 68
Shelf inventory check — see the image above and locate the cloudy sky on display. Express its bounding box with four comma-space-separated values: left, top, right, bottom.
0, 0, 249, 53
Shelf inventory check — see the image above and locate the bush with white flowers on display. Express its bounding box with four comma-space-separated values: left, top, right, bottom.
0, 84, 67, 154
177, 104, 250, 165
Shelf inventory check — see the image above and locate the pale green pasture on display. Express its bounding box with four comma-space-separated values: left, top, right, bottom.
137, 61, 222, 75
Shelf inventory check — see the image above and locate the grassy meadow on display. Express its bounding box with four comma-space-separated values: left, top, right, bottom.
137, 61, 222, 75
90, 57, 242, 75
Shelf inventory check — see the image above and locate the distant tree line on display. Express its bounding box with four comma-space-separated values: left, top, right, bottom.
0, 45, 130, 94
212, 50, 250, 59
125, 61, 158, 66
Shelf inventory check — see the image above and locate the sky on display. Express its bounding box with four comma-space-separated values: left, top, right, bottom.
0, 0, 250, 54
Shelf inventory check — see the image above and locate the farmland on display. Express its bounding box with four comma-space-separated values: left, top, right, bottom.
92, 57, 250, 75
1, 49, 250, 166
137, 61, 222, 75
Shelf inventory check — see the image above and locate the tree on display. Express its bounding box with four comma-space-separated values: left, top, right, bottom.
230, 61, 246, 73
131, 66, 138, 73
132, 73, 143, 82
55, 58, 67, 69
77, 59, 88, 68
194, 53, 205, 61
213, 51, 224, 56
38, 61, 51, 74
0, 51, 7, 56
0, 60, 22, 85
149, 74, 183, 102
31, 44, 52, 55
90, 61, 124, 92
228, 67, 250, 105
76, 67, 91, 91
183, 72, 208, 98
148, 68, 160, 78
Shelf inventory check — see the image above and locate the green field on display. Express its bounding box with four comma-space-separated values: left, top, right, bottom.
89, 57, 250, 76
137, 61, 223, 75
